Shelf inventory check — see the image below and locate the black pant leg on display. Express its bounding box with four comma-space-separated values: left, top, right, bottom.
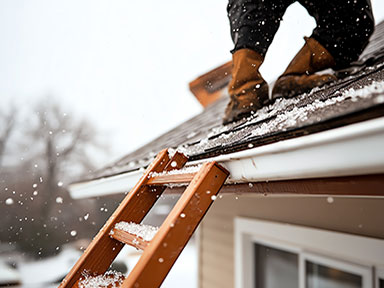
299, 0, 375, 69
227, 0, 294, 56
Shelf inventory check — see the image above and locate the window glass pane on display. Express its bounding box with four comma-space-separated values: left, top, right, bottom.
306, 261, 362, 288
254, 244, 298, 288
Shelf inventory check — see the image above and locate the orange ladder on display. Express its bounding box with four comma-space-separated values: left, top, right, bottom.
59, 149, 229, 287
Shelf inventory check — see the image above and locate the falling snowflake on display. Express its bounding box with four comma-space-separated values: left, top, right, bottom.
5, 198, 14, 205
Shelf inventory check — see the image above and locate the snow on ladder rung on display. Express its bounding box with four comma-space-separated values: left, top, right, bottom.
109, 222, 158, 250
147, 164, 202, 186
78, 270, 125, 288
147, 172, 196, 185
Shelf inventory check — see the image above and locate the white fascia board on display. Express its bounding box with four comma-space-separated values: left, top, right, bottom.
69, 117, 384, 199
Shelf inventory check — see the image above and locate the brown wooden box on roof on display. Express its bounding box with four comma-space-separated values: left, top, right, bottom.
189, 61, 232, 107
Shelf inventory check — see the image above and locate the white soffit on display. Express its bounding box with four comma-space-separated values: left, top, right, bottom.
69, 117, 384, 199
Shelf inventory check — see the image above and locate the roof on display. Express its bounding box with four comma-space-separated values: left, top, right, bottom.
70, 21, 384, 198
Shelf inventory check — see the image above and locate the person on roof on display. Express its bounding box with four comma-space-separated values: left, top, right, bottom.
223, 0, 375, 124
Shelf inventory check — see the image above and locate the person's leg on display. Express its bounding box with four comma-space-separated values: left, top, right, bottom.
224, 0, 293, 124
272, 0, 375, 99
303, 0, 374, 69
228, 0, 294, 56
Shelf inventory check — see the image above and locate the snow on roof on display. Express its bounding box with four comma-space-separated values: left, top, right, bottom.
182, 78, 384, 156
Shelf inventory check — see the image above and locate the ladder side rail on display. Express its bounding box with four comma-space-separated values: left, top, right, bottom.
122, 161, 229, 287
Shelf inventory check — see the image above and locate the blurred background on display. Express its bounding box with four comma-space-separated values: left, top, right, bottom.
1, 0, 384, 286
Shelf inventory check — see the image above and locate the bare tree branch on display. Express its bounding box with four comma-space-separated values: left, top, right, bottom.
0, 107, 17, 167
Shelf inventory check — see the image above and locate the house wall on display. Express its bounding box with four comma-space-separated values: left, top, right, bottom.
198, 194, 384, 288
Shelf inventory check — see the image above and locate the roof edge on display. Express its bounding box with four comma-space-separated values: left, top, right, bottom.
69, 117, 384, 199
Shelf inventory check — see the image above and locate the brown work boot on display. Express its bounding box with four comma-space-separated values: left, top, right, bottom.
223, 48, 269, 125
272, 37, 337, 99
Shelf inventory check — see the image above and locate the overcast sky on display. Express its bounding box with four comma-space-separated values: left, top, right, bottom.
1, 0, 383, 165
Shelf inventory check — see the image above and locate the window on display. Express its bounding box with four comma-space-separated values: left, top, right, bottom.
306, 261, 361, 288
377, 268, 384, 288
254, 243, 298, 288
235, 218, 384, 288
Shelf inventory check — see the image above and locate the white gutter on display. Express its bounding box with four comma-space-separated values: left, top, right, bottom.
69, 170, 143, 199
69, 117, 384, 199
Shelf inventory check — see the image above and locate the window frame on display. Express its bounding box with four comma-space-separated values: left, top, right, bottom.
235, 217, 384, 288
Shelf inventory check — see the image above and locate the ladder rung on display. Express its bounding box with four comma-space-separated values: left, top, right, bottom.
147, 172, 196, 185
110, 228, 150, 251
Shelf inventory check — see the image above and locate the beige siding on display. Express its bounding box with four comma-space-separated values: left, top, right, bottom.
198, 194, 384, 288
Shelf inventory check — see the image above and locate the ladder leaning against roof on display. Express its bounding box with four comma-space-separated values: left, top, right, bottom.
59, 148, 229, 288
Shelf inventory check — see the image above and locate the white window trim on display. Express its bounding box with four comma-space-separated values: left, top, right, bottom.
235, 217, 384, 288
